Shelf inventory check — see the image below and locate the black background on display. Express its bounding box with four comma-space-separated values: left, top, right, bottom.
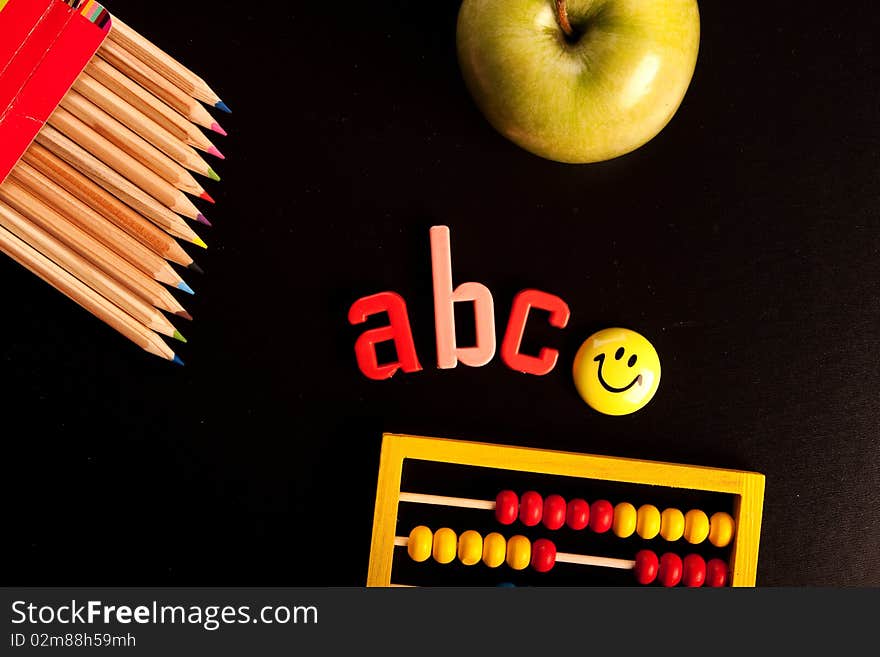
3, 0, 879, 587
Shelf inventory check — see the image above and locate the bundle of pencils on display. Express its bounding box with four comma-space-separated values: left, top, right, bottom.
0, 0, 230, 365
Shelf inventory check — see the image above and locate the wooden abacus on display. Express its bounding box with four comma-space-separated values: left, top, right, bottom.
367, 433, 765, 587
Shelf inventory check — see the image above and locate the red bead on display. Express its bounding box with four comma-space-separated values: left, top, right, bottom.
634, 550, 659, 585
530, 538, 557, 573
566, 498, 590, 530
589, 500, 614, 533
706, 559, 729, 587
495, 490, 519, 525
658, 553, 683, 587
542, 494, 567, 530
519, 491, 543, 527
682, 554, 707, 587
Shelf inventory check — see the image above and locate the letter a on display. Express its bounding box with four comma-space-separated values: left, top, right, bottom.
430, 225, 496, 369
348, 292, 422, 380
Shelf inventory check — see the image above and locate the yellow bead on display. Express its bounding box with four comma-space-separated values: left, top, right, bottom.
612, 502, 637, 538
432, 527, 457, 564
506, 535, 531, 571
407, 526, 433, 563
636, 504, 661, 539
482, 532, 506, 568
684, 509, 710, 544
660, 508, 685, 541
458, 530, 483, 566
708, 512, 736, 548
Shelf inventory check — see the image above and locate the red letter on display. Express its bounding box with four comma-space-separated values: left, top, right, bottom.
348, 292, 422, 380
430, 225, 496, 368
501, 289, 570, 376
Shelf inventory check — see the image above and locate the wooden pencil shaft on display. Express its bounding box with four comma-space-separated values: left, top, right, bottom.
0, 181, 183, 315
98, 41, 216, 130
22, 144, 199, 257
86, 58, 216, 152
0, 222, 174, 361
60, 88, 205, 196
36, 125, 197, 238
108, 17, 220, 105
0, 199, 176, 337
10, 162, 180, 286
48, 105, 200, 217
73, 73, 214, 176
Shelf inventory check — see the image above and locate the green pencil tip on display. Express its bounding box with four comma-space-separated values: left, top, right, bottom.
173, 330, 187, 344
207, 167, 221, 182
193, 237, 208, 249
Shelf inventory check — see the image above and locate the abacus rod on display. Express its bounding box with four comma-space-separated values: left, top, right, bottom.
399, 492, 495, 510
394, 537, 636, 571
556, 553, 635, 570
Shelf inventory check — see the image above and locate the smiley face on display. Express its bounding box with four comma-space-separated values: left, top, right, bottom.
572, 328, 661, 416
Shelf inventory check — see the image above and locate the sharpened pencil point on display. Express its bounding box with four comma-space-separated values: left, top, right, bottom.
173, 330, 187, 344
172, 354, 185, 366
196, 213, 212, 227
193, 237, 208, 249
211, 122, 227, 136
207, 146, 225, 160
207, 167, 221, 182
188, 261, 204, 275
215, 101, 231, 114
176, 310, 193, 321
177, 280, 195, 295
199, 191, 216, 204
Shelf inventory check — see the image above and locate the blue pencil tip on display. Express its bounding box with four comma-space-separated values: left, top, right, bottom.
215, 100, 231, 114
172, 355, 185, 367
177, 280, 195, 295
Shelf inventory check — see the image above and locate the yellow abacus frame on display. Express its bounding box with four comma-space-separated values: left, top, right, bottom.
367, 433, 765, 587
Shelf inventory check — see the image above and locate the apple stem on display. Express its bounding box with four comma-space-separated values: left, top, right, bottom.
555, 0, 574, 38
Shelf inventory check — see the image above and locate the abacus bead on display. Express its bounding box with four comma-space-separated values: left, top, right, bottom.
634, 550, 659, 585
519, 491, 544, 527
458, 530, 483, 566
706, 559, 729, 587
483, 532, 507, 568
495, 490, 519, 525
684, 509, 710, 544
407, 526, 433, 563
566, 498, 590, 530
531, 538, 557, 573
658, 553, 683, 587
506, 535, 532, 570
660, 508, 685, 541
432, 527, 457, 564
682, 554, 707, 588
636, 504, 661, 539
708, 512, 736, 548
543, 494, 567, 530
612, 502, 638, 538
589, 500, 614, 533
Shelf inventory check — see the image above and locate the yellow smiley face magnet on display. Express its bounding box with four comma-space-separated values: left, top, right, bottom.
572, 328, 661, 416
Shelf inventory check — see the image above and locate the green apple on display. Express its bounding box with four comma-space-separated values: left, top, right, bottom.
456, 0, 700, 163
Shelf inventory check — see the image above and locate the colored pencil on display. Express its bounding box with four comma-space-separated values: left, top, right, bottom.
0, 181, 191, 319
9, 161, 193, 293
21, 144, 201, 270
0, 220, 182, 365
0, 199, 184, 341
99, 39, 221, 133
47, 106, 210, 223
85, 57, 224, 152
107, 16, 228, 112
72, 72, 221, 178
59, 89, 213, 201
35, 125, 207, 245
